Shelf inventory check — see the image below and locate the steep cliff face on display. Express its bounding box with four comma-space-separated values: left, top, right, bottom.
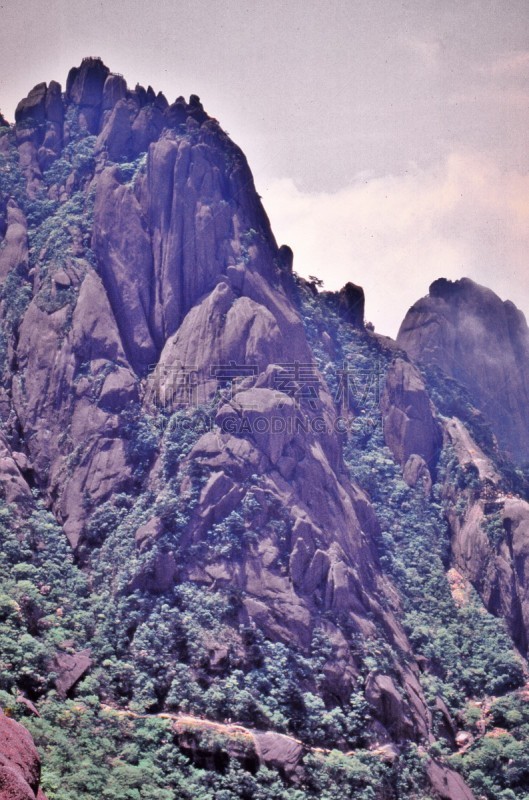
397, 278, 529, 654
0, 57, 439, 762
397, 277, 529, 464
380, 357, 442, 488
3, 57, 305, 551
4, 59, 524, 800
440, 417, 529, 654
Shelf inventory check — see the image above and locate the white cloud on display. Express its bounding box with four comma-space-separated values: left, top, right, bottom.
262, 152, 529, 338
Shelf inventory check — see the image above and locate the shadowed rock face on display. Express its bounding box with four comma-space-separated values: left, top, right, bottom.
397, 277, 529, 464
381, 357, 442, 482
438, 416, 529, 653
336, 282, 365, 328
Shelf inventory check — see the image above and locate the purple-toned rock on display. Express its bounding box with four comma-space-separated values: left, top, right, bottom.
0, 201, 28, 282
52, 649, 92, 697
365, 672, 416, 741
381, 357, 442, 475
15, 83, 47, 125
0, 435, 32, 505
336, 282, 365, 328
398, 277, 529, 464
66, 57, 109, 108
426, 758, 476, 800
0, 711, 47, 799
102, 74, 127, 111
252, 731, 304, 782
403, 453, 432, 493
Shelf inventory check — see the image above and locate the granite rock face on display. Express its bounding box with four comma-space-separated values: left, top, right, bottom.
0, 712, 47, 800
398, 277, 529, 464
0, 60, 488, 798
441, 417, 529, 652
51, 649, 92, 698
381, 357, 442, 480
336, 281, 365, 328
1, 59, 432, 722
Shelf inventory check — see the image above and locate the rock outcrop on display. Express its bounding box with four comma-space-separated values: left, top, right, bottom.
0, 60, 489, 800
380, 357, 442, 482
336, 282, 365, 328
0, 712, 47, 800
0, 59, 434, 743
426, 759, 476, 800
51, 649, 92, 698
443, 417, 529, 652
398, 277, 529, 464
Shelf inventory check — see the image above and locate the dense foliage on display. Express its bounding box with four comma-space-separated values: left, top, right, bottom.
296, 279, 529, 799
2, 114, 529, 799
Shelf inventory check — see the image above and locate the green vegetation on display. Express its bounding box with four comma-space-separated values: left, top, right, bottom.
2, 111, 529, 798
295, 278, 529, 799
0, 501, 93, 699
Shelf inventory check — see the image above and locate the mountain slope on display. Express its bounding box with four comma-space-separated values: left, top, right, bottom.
2, 60, 529, 800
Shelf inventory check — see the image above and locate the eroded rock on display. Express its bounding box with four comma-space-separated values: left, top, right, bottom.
398, 277, 529, 464
381, 357, 442, 476
0, 712, 47, 800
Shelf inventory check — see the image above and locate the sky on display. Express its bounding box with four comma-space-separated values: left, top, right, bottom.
1, 0, 528, 337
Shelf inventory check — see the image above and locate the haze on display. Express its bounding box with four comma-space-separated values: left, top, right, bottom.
1, 0, 528, 336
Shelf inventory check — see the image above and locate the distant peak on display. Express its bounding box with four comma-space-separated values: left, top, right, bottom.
429, 277, 475, 299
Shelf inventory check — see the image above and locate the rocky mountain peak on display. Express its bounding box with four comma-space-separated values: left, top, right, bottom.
398, 277, 529, 464
3, 60, 527, 800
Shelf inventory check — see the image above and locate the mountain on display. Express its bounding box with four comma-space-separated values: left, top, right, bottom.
1, 59, 529, 800
398, 277, 529, 465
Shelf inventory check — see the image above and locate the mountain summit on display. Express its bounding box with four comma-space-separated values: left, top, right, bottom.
1, 60, 528, 800
398, 277, 529, 464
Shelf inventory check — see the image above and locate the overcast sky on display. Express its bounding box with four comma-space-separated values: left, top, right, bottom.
1, 0, 528, 336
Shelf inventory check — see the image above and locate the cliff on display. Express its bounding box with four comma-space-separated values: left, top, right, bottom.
397, 277, 529, 464
3, 59, 528, 800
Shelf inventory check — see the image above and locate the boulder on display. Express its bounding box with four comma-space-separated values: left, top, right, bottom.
52, 649, 92, 697
0, 435, 32, 505
252, 731, 304, 782
426, 758, 476, 800
365, 672, 415, 740
403, 454, 432, 493
135, 516, 163, 550
336, 282, 365, 328
0, 711, 46, 799
127, 549, 178, 593
98, 367, 139, 410
216, 388, 302, 465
